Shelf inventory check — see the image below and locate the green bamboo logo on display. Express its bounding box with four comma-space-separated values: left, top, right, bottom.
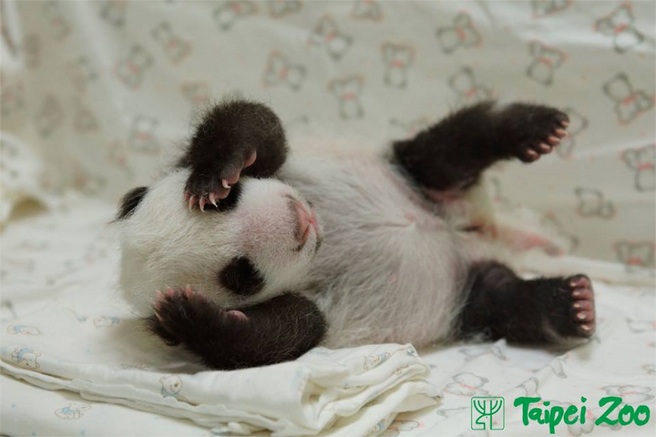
471, 396, 505, 430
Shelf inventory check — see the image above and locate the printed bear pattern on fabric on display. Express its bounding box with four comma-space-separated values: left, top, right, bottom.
623, 144, 655, 192
436, 12, 482, 54
160, 375, 183, 398
595, 4, 646, 54
448, 67, 493, 105
11, 347, 41, 369
602, 73, 654, 124
263, 51, 307, 91
55, 403, 90, 420
152, 22, 192, 65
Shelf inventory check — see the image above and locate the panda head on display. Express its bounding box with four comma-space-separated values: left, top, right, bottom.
116, 169, 321, 315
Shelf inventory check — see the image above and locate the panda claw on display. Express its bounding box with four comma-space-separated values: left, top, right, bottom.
547, 136, 560, 146
185, 150, 255, 207
228, 172, 241, 185
244, 150, 257, 168
222, 171, 241, 189
526, 149, 539, 161
154, 290, 164, 308
227, 309, 249, 322
188, 195, 197, 211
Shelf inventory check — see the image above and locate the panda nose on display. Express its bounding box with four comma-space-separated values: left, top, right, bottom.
290, 199, 317, 244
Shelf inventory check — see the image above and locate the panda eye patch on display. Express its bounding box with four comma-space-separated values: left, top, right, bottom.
116, 186, 148, 220
218, 257, 265, 296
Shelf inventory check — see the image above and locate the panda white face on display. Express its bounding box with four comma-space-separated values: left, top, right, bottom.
117, 169, 321, 316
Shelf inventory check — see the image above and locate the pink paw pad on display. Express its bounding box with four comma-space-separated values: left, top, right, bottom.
227, 309, 249, 323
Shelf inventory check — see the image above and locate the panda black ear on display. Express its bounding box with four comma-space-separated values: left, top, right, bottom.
116, 186, 149, 220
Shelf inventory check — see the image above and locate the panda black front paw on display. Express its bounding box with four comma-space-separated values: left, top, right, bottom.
181, 100, 287, 211
184, 150, 257, 211
148, 286, 248, 346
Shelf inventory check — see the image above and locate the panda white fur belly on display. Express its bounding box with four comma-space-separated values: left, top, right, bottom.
280, 152, 473, 347
116, 99, 597, 370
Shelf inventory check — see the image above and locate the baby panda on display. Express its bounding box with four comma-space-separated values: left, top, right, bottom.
116, 99, 596, 370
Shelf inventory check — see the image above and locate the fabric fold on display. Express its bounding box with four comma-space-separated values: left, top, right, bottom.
1, 327, 439, 436
0, 132, 54, 225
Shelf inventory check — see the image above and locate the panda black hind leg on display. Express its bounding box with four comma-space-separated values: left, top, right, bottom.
148, 286, 326, 370
178, 100, 289, 210
456, 262, 596, 343
392, 100, 570, 193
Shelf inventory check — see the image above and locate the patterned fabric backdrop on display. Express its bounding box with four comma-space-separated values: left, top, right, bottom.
1, 0, 654, 269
